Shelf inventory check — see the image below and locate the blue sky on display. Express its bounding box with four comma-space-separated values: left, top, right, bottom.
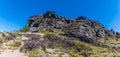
0, 0, 120, 32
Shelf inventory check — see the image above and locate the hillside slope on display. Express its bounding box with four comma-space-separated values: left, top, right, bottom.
0, 11, 120, 57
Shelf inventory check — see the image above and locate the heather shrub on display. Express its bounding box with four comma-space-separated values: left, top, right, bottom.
44, 35, 75, 49
22, 40, 40, 51
44, 35, 65, 48
23, 41, 46, 49
47, 42, 61, 49
4, 35, 14, 40
66, 40, 74, 47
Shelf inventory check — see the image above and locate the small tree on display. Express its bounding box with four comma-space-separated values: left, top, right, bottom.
20, 25, 30, 32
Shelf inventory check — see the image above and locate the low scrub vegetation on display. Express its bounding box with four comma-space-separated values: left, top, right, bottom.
20, 25, 30, 32
6, 40, 22, 50
28, 48, 44, 57
43, 33, 56, 38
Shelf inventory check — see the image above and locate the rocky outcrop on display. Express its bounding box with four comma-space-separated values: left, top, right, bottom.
105, 29, 120, 38
27, 11, 120, 42
64, 18, 106, 40
116, 32, 120, 38
28, 11, 74, 32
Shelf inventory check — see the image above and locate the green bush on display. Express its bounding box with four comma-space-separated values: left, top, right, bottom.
20, 25, 30, 32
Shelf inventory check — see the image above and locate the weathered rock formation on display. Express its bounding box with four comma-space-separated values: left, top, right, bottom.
105, 29, 120, 38
28, 11, 74, 32
64, 18, 106, 40
27, 11, 120, 42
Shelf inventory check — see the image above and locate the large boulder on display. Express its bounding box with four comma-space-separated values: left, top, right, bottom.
64, 18, 106, 40
105, 29, 120, 38
105, 29, 116, 38
21, 36, 29, 41
28, 11, 73, 32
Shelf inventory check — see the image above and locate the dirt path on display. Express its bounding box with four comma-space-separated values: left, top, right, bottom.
0, 49, 28, 57
0, 41, 28, 57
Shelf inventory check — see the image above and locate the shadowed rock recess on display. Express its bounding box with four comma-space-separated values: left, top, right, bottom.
28, 11, 120, 44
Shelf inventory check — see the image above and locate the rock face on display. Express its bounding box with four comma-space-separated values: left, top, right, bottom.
105, 29, 120, 38
28, 11, 120, 41
64, 18, 106, 40
28, 11, 74, 32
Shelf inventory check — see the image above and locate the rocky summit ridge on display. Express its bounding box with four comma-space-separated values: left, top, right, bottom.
0, 11, 120, 57
28, 11, 120, 41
